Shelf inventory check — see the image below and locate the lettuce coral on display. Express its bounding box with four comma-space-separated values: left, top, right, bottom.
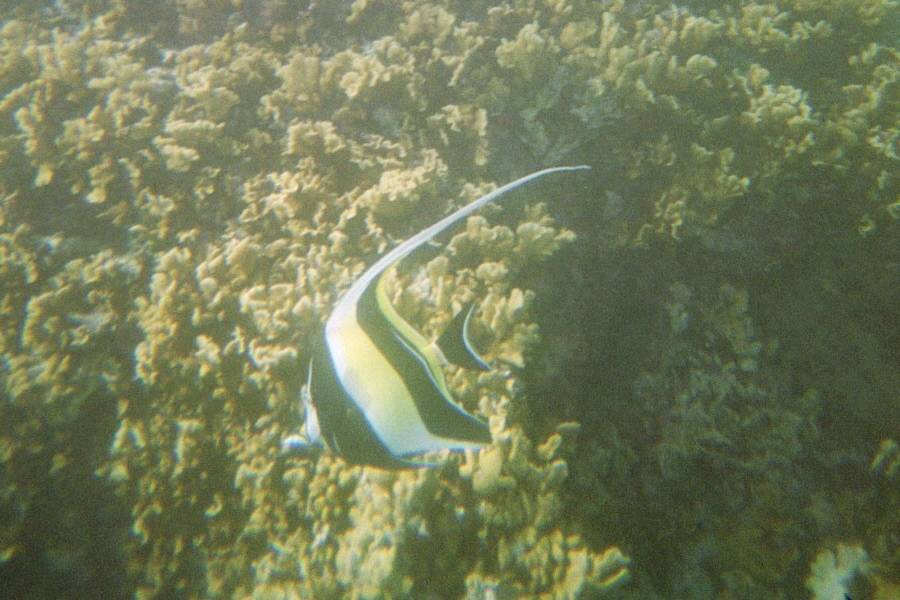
2, 0, 897, 598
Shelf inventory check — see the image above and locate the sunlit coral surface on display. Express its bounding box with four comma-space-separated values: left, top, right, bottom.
0, 1, 897, 598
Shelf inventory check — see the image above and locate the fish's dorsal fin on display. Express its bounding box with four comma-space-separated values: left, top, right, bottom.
436, 301, 490, 371
328, 165, 591, 325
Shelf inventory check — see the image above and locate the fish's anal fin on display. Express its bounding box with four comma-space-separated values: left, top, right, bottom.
436, 301, 491, 371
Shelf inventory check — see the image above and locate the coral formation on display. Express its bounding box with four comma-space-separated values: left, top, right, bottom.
805, 544, 870, 600
806, 544, 897, 600
1, 0, 897, 598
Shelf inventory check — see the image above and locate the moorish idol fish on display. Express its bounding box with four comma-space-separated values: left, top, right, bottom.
302, 165, 590, 468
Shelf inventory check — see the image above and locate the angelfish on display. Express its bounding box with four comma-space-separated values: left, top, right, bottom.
302, 165, 590, 468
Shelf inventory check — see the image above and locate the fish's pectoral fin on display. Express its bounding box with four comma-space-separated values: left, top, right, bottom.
436, 301, 490, 371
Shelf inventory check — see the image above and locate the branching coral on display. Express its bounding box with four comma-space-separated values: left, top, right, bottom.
806, 544, 870, 600
2, 0, 897, 599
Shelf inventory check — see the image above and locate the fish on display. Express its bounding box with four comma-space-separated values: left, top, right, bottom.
302, 165, 590, 468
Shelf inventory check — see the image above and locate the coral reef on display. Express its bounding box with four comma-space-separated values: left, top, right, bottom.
805, 544, 869, 600
1, 0, 897, 598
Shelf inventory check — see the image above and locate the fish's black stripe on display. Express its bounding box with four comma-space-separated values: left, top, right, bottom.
436, 302, 490, 371
309, 332, 416, 468
356, 281, 491, 445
